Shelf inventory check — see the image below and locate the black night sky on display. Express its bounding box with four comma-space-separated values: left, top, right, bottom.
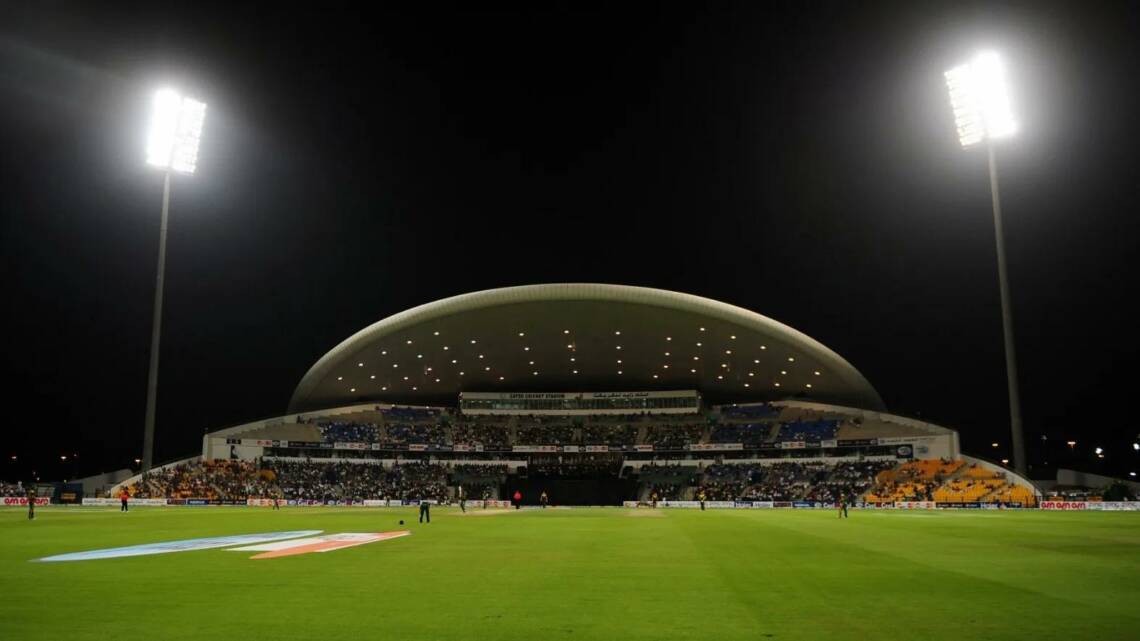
2, 2, 1138, 482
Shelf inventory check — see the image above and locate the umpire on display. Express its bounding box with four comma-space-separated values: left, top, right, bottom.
419, 499, 431, 524
26, 485, 36, 521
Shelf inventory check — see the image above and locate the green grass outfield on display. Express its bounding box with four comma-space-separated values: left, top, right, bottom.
2, 506, 1138, 641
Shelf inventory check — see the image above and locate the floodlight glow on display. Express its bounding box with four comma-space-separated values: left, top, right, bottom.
146, 89, 207, 174
944, 51, 1016, 147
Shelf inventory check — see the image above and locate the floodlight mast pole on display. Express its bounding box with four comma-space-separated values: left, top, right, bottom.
142, 170, 171, 473
987, 142, 1026, 476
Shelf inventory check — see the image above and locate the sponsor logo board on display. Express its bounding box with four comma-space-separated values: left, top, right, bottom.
1040, 501, 1088, 511
3, 497, 50, 506
1086, 501, 1140, 511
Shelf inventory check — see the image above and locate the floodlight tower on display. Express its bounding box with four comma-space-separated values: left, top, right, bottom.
944, 52, 1027, 476
141, 89, 206, 472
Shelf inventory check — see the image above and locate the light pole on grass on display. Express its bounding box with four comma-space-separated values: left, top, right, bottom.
944, 51, 1027, 476
141, 89, 206, 472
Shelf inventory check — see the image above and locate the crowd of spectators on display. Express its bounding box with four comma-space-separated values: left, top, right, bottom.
774, 420, 838, 442
318, 422, 380, 443
127, 459, 451, 502
384, 423, 450, 447
644, 424, 704, 449
130, 460, 265, 500
528, 459, 622, 479
1, 481, 25, 496
709, 423, 771, 446
451, 422, 511, 449
578, 423, 638, 445
645, 483, 686, 500
696, 460, 892, 502
516, 424, 576, 445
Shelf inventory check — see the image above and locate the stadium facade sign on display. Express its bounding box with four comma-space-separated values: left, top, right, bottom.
38, 531, 323, 562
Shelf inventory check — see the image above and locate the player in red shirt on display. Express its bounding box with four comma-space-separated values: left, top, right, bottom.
120, 489, 130, 512
513, 489, 522, 510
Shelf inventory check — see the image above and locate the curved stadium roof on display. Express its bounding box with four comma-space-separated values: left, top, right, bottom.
289, 284, 884, 413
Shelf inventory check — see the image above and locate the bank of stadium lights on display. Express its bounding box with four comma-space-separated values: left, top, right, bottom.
945, 52, 1017, 148
1095, 447, 1103, 455
945, 51, 1027, 476
337, 376, 343, 381
139, 88, 208, 472
1133, 443, 1139, 451
992, 442, 1000, 448
406, 340, 413, 345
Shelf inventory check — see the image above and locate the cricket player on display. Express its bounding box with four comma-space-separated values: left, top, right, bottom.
419, 499, 431, 523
